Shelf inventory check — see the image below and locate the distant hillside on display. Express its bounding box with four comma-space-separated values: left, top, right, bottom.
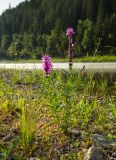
0, 0, 115, 34
0, 0, 116, 58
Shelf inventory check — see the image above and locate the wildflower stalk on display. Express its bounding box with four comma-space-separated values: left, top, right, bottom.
66, 28, 75, 71
42, 55, 53, 77
68, 37, 73, 70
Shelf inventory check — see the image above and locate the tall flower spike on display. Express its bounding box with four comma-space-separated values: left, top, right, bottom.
42, 55, 53, 76
66, 27, 75, 71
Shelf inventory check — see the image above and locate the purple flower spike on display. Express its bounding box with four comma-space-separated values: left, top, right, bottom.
66, 27, 75, 37
66, 27, 75, 70
42, 55, 53, 76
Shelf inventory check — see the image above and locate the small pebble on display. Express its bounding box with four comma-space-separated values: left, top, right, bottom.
112, 152, 116, 158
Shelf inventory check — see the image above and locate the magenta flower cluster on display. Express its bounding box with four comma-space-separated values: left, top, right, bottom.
42, 55, 52, 75
66, 27, 75, 38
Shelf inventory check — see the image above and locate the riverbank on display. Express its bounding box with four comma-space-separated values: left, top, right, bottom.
0, 55, 116, 63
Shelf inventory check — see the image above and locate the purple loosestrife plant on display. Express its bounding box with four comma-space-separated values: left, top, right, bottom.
42, 55, 53, 76
66, 27, 75, 71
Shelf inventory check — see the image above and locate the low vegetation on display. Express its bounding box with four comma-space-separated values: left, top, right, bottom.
0, 69, 115, 159
0, 55, 116, 63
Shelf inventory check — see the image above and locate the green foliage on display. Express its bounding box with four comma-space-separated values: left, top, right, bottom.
0, 137, 19, 159
0, 34, 12, 51
46, 29, 66, 56
82, 19, 94, 55
109, 97, 116, 120
76, 19, 94, 56
8, 34, 23, 58
18, 97, 36, 150
0, 69, 115, 159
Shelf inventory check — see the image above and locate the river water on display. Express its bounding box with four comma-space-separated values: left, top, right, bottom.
0, 62, 116, 72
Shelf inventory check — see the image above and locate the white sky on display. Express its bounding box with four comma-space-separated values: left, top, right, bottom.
0, 0, 25, 15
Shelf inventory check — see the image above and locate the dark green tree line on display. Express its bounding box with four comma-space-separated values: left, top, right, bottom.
0, 0, 115, 58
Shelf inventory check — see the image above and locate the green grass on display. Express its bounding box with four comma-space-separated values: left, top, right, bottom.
0, 69, 115, 159
0, 55, 116, 63
75, 55, 116, 62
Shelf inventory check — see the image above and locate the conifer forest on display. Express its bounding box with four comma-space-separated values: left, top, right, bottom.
0, 0, 116, 59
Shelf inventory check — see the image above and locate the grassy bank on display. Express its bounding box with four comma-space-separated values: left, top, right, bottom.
0, 55, 116, 63
76, 55, 116, 62
0, 69, 115, 159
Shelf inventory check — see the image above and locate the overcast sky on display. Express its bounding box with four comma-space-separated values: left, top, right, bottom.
0, 0, 25, 15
